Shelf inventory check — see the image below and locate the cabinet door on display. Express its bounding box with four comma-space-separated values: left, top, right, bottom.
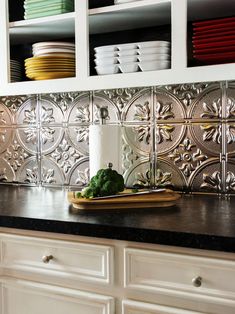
122, 300, 203, 314
0, 278, 114, 314
1, 234, 114, 285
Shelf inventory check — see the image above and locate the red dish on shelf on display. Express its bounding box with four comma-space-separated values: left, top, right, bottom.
194, 51, 235, 62
193, 21, 235, 32
193, 25, 235, 36
193, 34, 235, 44
193, 45, 235, 54
193, 39, 235, 49
192, 30, 235, 40
193, 16, 235, 27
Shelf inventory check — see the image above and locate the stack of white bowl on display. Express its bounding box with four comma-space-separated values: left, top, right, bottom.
137, 41, 171, 71
10, 59, 22, 82
94, 41, 171, 75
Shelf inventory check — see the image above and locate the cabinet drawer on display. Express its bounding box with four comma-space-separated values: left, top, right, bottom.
1, 235, 113, 285
122, 300, 203, 314
1, 278, 114, 314
124, 248, 235, 300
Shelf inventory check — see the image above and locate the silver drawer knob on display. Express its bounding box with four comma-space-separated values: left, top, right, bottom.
192, 276, 202, 287
42, 255, 53, 264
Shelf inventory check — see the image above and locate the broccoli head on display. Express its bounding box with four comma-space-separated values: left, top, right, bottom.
81, 168, 125, 198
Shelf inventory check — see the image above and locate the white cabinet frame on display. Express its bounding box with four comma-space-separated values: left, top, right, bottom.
0, 0, 235, 95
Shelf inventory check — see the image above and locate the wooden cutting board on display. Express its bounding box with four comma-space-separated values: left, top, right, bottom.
68, 189, 180, 210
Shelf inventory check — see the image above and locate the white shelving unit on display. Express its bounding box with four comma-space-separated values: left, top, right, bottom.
9, 12, 75, 44
89, 0, 171, 34
0, 0, 234, 96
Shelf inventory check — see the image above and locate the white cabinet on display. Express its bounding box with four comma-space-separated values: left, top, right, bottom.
0, 233, 115, 314
124, 247, 235, 300
0, 0, 234, 96
0, 278, 114, 314
1, 234, 113, 286
124, 247, 235, 314
122, 299, 203, 314
0, 230, 235, 314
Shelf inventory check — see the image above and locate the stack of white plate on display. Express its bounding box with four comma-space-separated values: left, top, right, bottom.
32, 41, 75, 57
94, 41, 171, 75
25, 41, 76, 80
10, 59, 22, 82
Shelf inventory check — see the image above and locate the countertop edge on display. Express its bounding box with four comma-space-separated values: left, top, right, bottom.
1, 216, 235, 253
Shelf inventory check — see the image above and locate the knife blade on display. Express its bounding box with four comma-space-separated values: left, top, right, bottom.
92, 189, 166, 200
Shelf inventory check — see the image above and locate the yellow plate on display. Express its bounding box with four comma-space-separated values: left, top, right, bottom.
26, 70, 75, 76
25, 61, 75, 66
25, 56, 75, 62
27, 72, 75, 80
25, 64, 75, 68
26, 63, 75, 67
26, 66, 75, 72
25, 62, 75, 67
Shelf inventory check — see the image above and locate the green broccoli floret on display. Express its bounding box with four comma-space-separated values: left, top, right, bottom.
81, 168, 125, 199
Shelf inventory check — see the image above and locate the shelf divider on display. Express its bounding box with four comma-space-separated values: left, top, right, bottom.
0, 0, 11, 86
171, 0, 187, 70
75, 0, 89, 79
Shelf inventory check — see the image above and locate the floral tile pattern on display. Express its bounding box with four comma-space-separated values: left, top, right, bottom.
0, 82, 233, 194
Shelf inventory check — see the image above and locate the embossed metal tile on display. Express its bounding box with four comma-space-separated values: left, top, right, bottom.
155, 122, 222, 192
154, 86, 186, 122
67, 92, 91, 125
0, 95, 31, 125
0, 81, 234, 194
122, 124, 151, 187
156, 82, 220, 121
124, 158, 151, 188
40, 92, 91, 125
227, 82, 235, 120
0, 126, 38, 185
93, 92, 121, 124
226, 122, 235, 156
187, 83, 222, 121
121, 88, 152, 123
226, 160, 235, 194
14, 97, 38, 126
122, 124, 152, 157
40, 126, 87, 187
95, 87, 142, 112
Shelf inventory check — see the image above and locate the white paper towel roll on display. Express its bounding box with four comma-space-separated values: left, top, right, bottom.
89, 125, 122, 179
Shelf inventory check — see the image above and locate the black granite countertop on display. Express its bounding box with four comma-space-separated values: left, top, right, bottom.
0, 185, 235, 253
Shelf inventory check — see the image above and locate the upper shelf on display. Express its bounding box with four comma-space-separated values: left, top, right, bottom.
9, 12, 75, 44
89, 0, 171, 34
187, 0, 235, 21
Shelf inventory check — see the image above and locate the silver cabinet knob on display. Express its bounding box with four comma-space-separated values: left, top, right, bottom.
42, 255, 53, 264
192, 276, 202, 287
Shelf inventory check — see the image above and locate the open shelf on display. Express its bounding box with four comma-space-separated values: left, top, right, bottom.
0, 0, 233, 95
187, 0, 235, 22
89, 0, 171, 34
9, 12, 75, 44
187, 0, 235, 68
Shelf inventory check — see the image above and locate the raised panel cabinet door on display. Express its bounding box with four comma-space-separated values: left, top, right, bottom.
1, 234, 114, 285
122, 300, 203, 314
124, 248, 235, 300
0, 279, 114, 314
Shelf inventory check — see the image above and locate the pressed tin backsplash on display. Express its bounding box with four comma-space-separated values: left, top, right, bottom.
0, 81, 234, 194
